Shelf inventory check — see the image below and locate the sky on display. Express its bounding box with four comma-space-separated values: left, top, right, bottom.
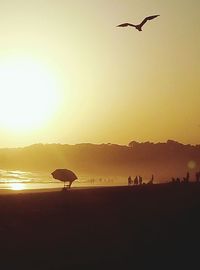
0, 0, 199, 148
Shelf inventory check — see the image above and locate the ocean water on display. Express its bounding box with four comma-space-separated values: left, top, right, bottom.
0, 170, 125, 191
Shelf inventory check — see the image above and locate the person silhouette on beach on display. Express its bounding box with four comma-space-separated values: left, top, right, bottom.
134, 176, 138, 185
176, 178, 180, 183
195, 171, 200, 182
147, 174, 154, 184
139, 176, 143, 185
128, 176, 132, 186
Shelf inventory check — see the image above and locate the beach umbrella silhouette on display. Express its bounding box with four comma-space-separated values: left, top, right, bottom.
51, 169, 77, 189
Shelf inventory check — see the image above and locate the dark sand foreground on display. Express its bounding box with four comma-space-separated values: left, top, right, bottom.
0, 184, 200, 269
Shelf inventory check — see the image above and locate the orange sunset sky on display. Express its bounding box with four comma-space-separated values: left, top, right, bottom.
0, 0, 199, 148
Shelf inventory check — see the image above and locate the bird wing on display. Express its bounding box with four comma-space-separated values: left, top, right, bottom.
116, 23, 136, 27
139, 15, 160, 27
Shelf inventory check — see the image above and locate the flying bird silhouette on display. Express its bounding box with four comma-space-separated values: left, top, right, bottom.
117, 15, 160, 31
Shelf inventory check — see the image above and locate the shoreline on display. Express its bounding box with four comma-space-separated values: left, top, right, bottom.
0, 181, 198, 195
0, 184, 139, 196
0, 180, 133, 195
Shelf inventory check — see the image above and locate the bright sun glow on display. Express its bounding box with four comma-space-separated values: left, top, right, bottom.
0, 57, 60, 132
9, 183, 25, 190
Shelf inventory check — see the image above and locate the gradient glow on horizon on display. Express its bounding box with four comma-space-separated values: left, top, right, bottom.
0, 0, 199, 147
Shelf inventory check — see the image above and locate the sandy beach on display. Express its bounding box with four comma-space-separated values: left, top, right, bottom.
0, 183, 200, 269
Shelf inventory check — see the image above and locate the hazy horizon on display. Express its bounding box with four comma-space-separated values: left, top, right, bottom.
0, 0, 199, 148
0, 141, 199, 182
0, 138, 200, 150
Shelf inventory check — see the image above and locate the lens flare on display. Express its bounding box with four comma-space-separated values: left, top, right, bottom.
187, 160, 196, 170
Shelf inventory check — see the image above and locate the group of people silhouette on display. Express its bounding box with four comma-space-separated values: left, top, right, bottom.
171, 171, 200, 184
128, 175, 154, 186
172, 172, 190, 184
128, 171, 200, 186
128, 175, 143, 185
172, 172, 189, 183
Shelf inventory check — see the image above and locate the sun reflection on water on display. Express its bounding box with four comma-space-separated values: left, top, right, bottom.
9, 183, 26, 190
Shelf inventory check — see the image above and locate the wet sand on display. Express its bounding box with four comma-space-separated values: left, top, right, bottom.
0, 184, 200, 269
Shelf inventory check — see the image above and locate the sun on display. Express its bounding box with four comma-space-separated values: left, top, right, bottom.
0, 57, 60, 132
